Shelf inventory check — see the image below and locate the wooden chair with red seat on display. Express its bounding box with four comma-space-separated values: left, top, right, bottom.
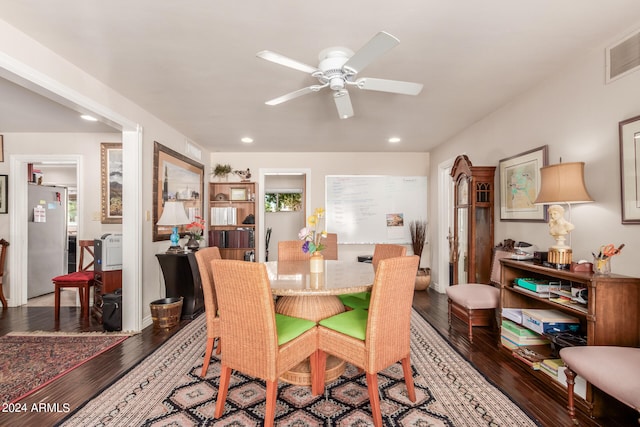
317, 255, 420, 427
0, 239, 9, 308
194, 246, 222, 377
52, 239, 95, 320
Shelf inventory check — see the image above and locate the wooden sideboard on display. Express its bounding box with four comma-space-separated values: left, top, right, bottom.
499, 258, 640, 417
91, 269, 122, 323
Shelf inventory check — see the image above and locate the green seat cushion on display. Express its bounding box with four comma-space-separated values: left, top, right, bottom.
275, 313, 316, 346
338, 293, 371, 310
346, 291, 370, 300
319, 309, 368, 341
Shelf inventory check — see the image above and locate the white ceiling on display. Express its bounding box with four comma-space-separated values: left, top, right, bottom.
1, 1, 640, 152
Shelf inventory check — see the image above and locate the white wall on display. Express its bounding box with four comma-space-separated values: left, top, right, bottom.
210, 152, 430, 265
429, 24, 640, 280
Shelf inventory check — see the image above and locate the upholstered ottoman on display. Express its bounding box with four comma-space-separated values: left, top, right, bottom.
560, 346, 640, 422
445, 283, 500, 342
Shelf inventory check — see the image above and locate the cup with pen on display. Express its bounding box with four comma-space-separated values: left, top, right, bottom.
593, 243, 624, 275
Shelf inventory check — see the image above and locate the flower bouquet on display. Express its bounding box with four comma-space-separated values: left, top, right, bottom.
298, 208, 327, 255
185, 216, 205, 250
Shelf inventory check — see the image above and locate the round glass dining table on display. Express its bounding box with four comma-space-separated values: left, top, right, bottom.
264, 259, 375, 385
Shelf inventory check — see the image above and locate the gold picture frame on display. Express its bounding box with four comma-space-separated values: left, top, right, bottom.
101, 142, 123, 224
619, 114, 640, 224
153, 141, 204, 241
230, 188, 247, 201
499, 145, 548, 222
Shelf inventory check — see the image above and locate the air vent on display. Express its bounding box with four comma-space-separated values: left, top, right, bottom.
607, 29, 640, 83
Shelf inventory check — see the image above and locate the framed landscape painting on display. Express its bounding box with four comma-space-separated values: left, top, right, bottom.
101, 143, 123, 224
499, 145, 548, 222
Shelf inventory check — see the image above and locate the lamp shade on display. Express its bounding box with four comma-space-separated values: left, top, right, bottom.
157, 201, 191, 226
534, 162, 594, 204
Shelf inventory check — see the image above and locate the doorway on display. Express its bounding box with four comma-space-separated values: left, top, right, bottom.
437, 158, 455, 293
258, 169, 311, 262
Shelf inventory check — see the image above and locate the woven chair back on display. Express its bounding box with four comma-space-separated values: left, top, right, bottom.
194, 247, 222, 331
366, 255, 419, 370
210, 260, 279, 379
322, 233, 338, 260
278, 240, 310, 261
371, 244, 407, 271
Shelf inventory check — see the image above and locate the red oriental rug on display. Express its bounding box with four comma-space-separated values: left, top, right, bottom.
0, 331, 129, 404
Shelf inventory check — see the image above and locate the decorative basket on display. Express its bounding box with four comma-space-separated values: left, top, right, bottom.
415, 268, 431, 291
150, 297, 183, 329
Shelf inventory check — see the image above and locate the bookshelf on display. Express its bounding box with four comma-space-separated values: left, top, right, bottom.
208, 181, 256, 261
499, 259, 640, 418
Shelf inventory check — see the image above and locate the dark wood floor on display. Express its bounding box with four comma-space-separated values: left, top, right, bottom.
1, 290, 637, 426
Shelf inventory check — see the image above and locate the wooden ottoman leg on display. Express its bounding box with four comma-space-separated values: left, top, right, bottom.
54, 283, 61, 320
564, 367, 578, 424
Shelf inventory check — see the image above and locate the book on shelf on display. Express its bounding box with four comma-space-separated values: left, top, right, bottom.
211, 207, 237, 225
514, 285, 550, 298
515, 278, 556, 292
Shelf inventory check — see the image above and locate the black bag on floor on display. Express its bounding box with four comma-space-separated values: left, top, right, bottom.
102, 288, 122, 331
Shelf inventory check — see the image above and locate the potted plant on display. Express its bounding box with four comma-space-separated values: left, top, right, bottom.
410, 220, 431, 290
212, 163, 232, 181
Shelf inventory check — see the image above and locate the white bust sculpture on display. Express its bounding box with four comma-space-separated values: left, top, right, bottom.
547, 204, 574, 248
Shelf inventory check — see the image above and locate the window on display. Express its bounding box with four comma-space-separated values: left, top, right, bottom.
265, 191, 302, 212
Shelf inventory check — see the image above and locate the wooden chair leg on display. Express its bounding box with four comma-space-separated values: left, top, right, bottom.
264, 380, 278, 427
214, 365, 231, 418
565, 367, 578, 424
0, 283, 7, 308
467, 309, 474, 343
54, 284, 61, 320
366, 372, 383, 427
401, 356, 416, 402
316, 349, 327, 395
309, 350, 321, 396
201, 337, 215, 377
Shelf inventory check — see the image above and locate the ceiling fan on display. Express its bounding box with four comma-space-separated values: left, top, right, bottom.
256, 31, 423, 119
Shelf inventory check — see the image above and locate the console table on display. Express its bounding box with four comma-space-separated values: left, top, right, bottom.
156, 252, 204, 319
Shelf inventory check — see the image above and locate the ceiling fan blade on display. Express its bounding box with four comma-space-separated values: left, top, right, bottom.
342, 31, 400, 74
256, 50, 319, 74
356, 77, 423, 95
265, 86, 323, 106
333, 90, 354, 119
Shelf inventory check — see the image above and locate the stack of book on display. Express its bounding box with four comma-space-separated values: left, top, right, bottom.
540, 358, 564, 379
501, 319, 549, 350
514, 277, 553, 298
512, 346, 552, 370
211, 207, 237, 225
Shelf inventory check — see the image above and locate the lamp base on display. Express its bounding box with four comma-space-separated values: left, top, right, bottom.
548, 247, 572, 266
165, 245, 183, 254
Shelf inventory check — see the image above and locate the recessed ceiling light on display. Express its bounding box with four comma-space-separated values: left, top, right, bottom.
241, 137, 254, 143
80, 114, 98, 121
388, 137, 401, 143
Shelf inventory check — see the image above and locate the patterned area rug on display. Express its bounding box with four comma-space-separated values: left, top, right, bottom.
62, 311, 539, 426
0, 331, 129, 404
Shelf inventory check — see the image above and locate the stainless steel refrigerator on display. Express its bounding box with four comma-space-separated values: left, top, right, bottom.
27, 183, 68, 299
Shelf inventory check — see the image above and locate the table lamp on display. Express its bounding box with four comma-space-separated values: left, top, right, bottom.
157, 201, 191, 253
533, 162, 593, 266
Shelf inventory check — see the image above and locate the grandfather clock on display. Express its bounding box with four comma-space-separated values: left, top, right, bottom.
451, 155, 496, 284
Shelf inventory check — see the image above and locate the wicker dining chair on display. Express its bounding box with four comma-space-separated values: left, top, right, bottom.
194, 246, 222, 377
277, 240, 310, 261
338, 243, 407, 310
210, 260, 321, 426
317, 255, 419, 427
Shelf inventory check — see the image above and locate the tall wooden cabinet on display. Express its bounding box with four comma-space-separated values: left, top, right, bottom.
450, 155, 496, 284
500, 258, 640, 416
208, 181, 257, 260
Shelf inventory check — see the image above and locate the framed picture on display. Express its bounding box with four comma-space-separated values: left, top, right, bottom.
499, 145, 548, 222
619, 114, 640, 224
0, 175, 7, 214
153, 141, 204, 241
101, 142, 123, 224
230, 188, 247, 201
0, 135, 4, 162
